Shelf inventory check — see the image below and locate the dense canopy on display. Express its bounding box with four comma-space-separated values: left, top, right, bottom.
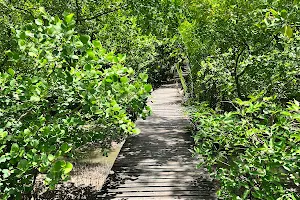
0, 0, 299, 199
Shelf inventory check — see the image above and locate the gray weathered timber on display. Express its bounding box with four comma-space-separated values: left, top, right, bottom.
100, 84, 216, 199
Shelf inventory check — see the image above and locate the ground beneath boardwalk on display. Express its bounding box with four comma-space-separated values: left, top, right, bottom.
99, 84, 216, 200
34, 142, 122, 200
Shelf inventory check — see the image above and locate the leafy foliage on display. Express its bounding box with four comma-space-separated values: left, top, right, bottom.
1, 0, 300, 199
0, 10, 151, 199
181, 0, 300, 199
180, 0, 300, 106
191, 97, 300, 199
0, 0, 180, 86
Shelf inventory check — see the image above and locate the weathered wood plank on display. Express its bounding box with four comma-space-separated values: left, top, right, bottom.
104, 186, 208, 192
105, 196, 207, 200
110, 182, 210, 187
100, 84, 216, 199
113, 165, 198, 170
104, 175, 201, 179
99, 190, 214, 197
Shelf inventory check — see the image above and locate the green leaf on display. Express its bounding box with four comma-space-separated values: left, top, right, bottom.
39, 7, 46, 13
144, 84, 152, 92
86, 49, 95, 58
61, 143, 72, 153
75, 41, 84, 48
35, 19, 43, 26
30, 139, 39, 147
120, 77, 129, 83
19, 31, 26, 40
5, 50, 14, 58
28, 52, 37, 57
280, 10, 288, 18
53, 160, 65, 171
30, 96, 40, 102
0, 156, 8, 163
63, 162, 73, 174
284, 25, 293, 38
294, 100, 299, 107
139, 73, 148, 82
71, 55, 79, 60
2, 169, 10, 178
8, 68, 15, 77
24, 129, 31, 135
0, 129, 8, 139
10, 143, 19, 153
242, 189, 250, 199
280, 111, 291, 116
132, 128, 141, 134
84, 64, 92, 71
48, 154, 55, 162
66, 74, 73, 83
117, 54, 126, 62
290, 194, 297, 200
92, 40, 102, 48
31, 76, 39, 83
106, 78, 113, 83
80, 35, 90, 44
291, 134, 300, 142
17, 159, 29, 170
269, 8, 278, 17
65, 13, 74, 24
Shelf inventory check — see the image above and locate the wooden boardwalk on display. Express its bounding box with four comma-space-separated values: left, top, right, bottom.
100, 84, 216, 199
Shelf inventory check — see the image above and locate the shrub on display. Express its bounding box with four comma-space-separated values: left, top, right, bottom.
0, 9, 151, 199
191, 96, 300, 199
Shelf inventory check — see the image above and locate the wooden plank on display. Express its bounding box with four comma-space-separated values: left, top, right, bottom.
112, 168, 197, 173
100, 85, 215, 199
115, 155, 195, 159
102, 175, 201, 180
103, 179, 200, 183
119, 146, 193, 150
114, 161, 198, 166
99, 190, 214, 197
119, 148, 193, 151
113, 163, 198, 167
112, 178, 204, 184
109, 172, 199, 177
113, 165, 198, 170
103, 186, 207, 192
106, 196, 209, 200
109, 182, 208, 187
115, 156, 195, 160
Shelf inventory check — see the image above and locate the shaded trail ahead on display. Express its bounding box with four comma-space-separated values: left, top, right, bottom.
100, 84, 216, 199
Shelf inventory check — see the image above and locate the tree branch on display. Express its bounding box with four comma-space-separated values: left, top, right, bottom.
75, 0, 81, 25
237, 35, 277, 78
234, 47, 246, 98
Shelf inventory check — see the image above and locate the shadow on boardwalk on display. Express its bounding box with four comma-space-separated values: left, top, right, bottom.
100, 84, 216, 199
100, 131, 216, 199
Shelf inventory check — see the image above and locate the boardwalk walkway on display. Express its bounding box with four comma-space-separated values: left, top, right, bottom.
100, 84, 216, 199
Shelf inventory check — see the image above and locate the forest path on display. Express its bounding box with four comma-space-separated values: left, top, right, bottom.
100, 84, 216, 199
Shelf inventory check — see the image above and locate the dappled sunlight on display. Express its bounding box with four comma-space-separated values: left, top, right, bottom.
100, 84, 216, 199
